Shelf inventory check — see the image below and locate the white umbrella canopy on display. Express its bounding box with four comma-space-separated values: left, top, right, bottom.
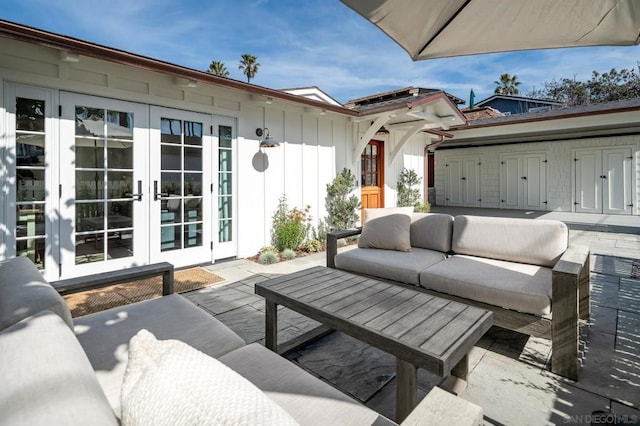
340, 0, 640, 60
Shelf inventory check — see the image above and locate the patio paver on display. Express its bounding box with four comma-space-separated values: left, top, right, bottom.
185, 228, 640, 424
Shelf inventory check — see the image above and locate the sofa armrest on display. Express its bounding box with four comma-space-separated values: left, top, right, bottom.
326, 228, 362, 268
550, 243, 590, 380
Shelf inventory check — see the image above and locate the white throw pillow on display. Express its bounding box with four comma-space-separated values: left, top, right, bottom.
121, 330, 299, 426
358, 208, 413, 252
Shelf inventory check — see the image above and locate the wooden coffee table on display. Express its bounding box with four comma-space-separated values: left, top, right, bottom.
255, 266, 492, 422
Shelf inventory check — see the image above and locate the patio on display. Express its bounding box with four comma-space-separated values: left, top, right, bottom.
182, 222, 640, 425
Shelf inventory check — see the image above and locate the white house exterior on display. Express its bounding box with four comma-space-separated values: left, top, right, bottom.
0, 21, 459, 281
436, 101, 640, 216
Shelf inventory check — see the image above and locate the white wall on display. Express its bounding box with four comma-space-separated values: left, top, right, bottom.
235, 104, 350, 258
434, 134, 640, 213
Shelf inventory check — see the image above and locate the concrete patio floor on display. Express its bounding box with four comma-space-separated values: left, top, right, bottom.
184, 226, 640, 425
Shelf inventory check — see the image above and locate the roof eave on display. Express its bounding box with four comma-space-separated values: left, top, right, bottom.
0, 20, 358, 117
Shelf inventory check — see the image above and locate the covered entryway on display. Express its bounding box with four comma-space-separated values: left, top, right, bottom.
361, 140, 384, 214
575, 147, 633, 215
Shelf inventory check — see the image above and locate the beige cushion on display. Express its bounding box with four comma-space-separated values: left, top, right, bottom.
74, 294, 245, 415
121, 330, 298, 426
0, 311, 117, 426
220, 343, 394, 426
420, 255, 552, 316
0, 257, 73, 331
410, 213, 454, 252
359, 207, 413, 252
336, 247, 446, 285
452, 215, 568, 267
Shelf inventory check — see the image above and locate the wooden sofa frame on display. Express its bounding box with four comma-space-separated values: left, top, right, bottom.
327, 228, 590, 381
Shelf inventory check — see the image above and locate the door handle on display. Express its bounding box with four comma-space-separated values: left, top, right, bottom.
521, 176, 527, 180
600, 175, 607, 179
461, 177, 466, 180
154, 181, 168, 201
125, 180, 143, 201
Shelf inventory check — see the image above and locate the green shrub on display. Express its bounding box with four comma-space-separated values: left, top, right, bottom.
258, 251, 279, 265
311, 219, 329, 242
259, 246, 278, 255
397, 168, 431, 212
271, 195, 311, 251
413, 201, 431, 213
281, 249, 296, 260
325, 168, 360, 231
301, 239, 322, 253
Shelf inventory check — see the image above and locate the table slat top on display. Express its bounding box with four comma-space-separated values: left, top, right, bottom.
255, 266, 493, 376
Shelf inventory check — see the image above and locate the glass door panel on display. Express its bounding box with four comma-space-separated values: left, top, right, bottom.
59, 93, 147, 278
15, 101, 46, 268
74, 107, 136, 264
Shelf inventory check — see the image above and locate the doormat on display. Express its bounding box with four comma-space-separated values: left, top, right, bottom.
64, 267, 225, 317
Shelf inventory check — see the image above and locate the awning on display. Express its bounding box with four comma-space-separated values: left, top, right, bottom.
340, 0, 640, 60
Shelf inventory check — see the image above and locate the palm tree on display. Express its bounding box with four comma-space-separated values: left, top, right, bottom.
206, 60, 229, 77
239, 54, 259, 83
494, 73, 521, 95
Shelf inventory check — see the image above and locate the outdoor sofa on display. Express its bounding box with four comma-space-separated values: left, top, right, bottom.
0, 256, 483, 425
327, 209, 590, 381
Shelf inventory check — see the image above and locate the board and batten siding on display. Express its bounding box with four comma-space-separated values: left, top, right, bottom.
236, 103, 351, 258
434, 134, 639, 213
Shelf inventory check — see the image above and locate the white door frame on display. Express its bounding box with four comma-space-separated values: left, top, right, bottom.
214, 116, 237, 260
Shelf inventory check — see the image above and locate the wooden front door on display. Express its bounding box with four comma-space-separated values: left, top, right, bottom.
361, 140, 384, 218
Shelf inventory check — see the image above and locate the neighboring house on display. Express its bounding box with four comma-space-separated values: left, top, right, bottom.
0, 21, 462, 281
434, 99, 640, 216
474, 95, 563, 115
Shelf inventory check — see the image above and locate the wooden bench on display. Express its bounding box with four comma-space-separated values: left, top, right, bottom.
52, 262, 174, 296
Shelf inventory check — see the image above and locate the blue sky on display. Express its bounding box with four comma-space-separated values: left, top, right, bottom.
3, 0, 640, 105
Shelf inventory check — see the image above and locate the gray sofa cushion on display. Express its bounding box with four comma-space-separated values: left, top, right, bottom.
336, 247, 446, 285
411, 213, 454, 253
220, 343, 394, 426
419, 255, 552, 316
0, 311, 117, 426
0, 257, 73, 331
74, 294, 245, 415
452, 215, 568, 267
359, 214, 412, 252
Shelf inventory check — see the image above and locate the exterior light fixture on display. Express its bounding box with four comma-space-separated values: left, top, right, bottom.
256, 128, 280, 148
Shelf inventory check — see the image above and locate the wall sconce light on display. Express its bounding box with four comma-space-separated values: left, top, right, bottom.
256, 128, 280, 148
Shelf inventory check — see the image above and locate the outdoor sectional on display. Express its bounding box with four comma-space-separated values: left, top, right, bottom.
0, 256, 483, 425
327, 209, 590, 380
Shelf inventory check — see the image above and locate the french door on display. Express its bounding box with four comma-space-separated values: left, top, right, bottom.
59, 93, 149, 278
149, 107, 213, 266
